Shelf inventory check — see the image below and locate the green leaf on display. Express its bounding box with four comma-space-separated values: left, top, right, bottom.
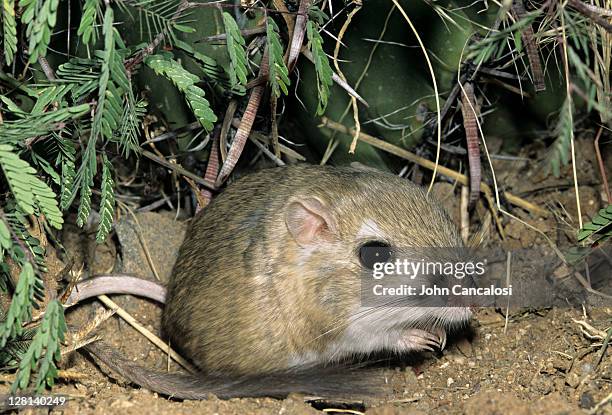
2, 213, 48, 272
113, 90, 146, 157
173, 23, 195, 33
96, 155, 115, 243
0, 219, 11, 250
222, 12, 249, 87
267, 18, 290, 98
76, 4, 128, 216
0, 263, 36, 348
174, 40, 246, 96
307, 6, 329, 25
53, 136, 78, 210
30, 85, 71, 115
11, 299, 66, 393
20, 0, 60, 62
0, 104, 89, 144
0, 219, 11, 260
546, 97, 574, 178
77, 0, 100, 44
75, 184, 92, 228
577, 205, 612, 244
0, 95, 27, 115
88, 6, 120, 143
306, 21, 333, 116
513, 30, 522, 53
75, 139, 96, 228
145, 54, 217, 131
0, 145, 63, 229
2, 0, 18, 64
31, 153, 61, 186
118, 0, 191, 45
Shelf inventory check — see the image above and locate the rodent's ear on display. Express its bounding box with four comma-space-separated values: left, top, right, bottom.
285, 197, 337, 247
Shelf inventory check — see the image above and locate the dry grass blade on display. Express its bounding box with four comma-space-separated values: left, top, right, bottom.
301, 48, 369, 107
56, 370, 88, 380
197, 26, 266, 43
560, 5, 584, 229
96, 294, 197, 373
389, 0, 442, 194
594, 327, 611, 370
123, 208, 161, 281
74, 307, 115, 341
573, 319, 609, 339
249, 134, 285, 166
331, 1, 362, 153
230, 118, 306, 160
142, 150, 215, 190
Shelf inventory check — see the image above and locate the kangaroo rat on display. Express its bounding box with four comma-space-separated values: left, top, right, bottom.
74, 164, 473, 399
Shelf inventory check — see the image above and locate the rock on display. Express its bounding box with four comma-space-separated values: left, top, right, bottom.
565, 373, 580, 389
114, 212, 187, 283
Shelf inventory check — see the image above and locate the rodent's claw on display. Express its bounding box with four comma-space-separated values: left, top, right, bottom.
398, 329, 442, 352
436, 329, 447, 351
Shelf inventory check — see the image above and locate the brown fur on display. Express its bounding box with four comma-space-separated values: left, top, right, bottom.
163, 164, 465, 376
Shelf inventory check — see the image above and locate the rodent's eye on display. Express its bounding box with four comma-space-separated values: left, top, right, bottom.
359, 241, 392, 269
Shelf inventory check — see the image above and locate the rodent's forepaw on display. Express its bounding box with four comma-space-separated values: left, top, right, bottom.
397, 328, 446, 352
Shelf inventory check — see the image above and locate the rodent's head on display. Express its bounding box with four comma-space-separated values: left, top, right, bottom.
277, 168, 473, 340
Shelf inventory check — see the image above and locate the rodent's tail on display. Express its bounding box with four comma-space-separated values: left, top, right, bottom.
83, 340, 385, 400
